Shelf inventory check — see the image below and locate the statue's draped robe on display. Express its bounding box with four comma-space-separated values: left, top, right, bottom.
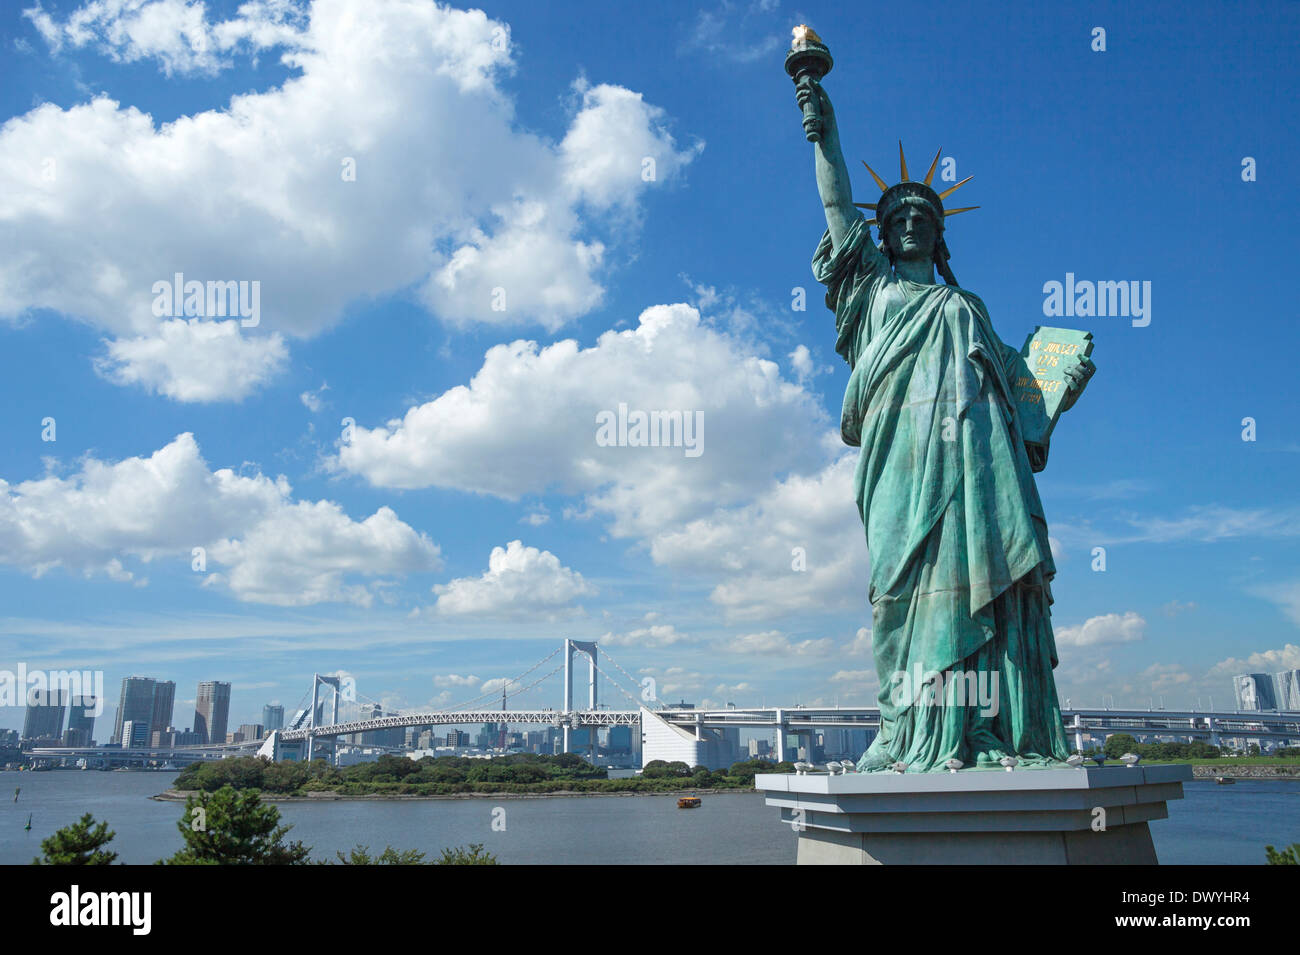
815, 215, 1070, 771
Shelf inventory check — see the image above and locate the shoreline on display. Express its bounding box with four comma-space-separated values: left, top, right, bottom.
153, 787, 758, 803
1188, 764, 1300, 780
152, 763, 1300, 800
154, 766, 1300, 801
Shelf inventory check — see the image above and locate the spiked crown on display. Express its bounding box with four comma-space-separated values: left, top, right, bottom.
855, 143, 977, 233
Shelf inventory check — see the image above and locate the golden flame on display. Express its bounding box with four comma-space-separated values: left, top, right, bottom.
791, 24, 823, 46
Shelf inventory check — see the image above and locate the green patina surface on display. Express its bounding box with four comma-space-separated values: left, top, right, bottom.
791, 30, 1095, 772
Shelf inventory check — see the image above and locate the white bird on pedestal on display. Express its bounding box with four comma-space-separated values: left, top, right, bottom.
1000, 756, 1019, 772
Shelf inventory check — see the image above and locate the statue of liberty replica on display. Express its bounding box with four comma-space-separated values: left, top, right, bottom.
788, 27, 1095, 772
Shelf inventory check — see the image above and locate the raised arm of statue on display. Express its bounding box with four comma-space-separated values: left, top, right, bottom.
795, 81, 861, 254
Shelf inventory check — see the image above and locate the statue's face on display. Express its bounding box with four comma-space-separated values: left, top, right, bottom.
885, 205, 938, 262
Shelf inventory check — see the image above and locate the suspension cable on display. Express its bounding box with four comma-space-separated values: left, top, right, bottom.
598, 646, 662, 709
589, 659, 645, 710
446, 647, 563, 711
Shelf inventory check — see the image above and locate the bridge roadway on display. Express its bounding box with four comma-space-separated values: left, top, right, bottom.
277, 708, 639, 742
277, 705, 1300, 743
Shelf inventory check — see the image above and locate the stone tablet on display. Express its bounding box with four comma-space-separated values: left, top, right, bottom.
1011, 326, 1094, 453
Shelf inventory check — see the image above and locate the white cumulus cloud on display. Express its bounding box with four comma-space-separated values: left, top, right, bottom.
0, 432, 440, 604
433, 540, 594, 617
333, 303, 830, 539
5, 0, 701, 399
96, 319, 287, 402
720, 630, 834, 656
601, 624, 692, 648
1054, 612, 1146, 648
649, 453, 866, 621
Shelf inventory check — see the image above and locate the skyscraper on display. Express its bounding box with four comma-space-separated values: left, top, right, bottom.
194, 681, 231, 745
608, 725, 632, 753
1273, 670, 1300, 711
1233, 673, 1277, 711
150, 680, 176, 735
22, 690, 66, 742
65, 696, 97, 747
121, 719, 151, 748
262, 703, 285, 732
113, 677, 157, 745
236, 723, 265, 742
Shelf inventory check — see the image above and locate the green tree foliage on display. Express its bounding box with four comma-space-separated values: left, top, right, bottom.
641, 759, 692, 779
335, 844, 428, 865
1103, 733, 1139, 759
163, 785, 312, 865
32, 813, 118, 865
435, 843, 498, 865
174, 755, 338, 793
1266, 843, 1299, 865
171, 750, 795, 797
725, 759, 778, 784
334, 843, 502, 865
1090, 738, 1247, 762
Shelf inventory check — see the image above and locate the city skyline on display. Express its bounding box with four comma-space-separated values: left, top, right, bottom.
11, 661, 1300, 747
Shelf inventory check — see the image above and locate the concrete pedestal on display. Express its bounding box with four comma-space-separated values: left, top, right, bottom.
754, 764, 1191, 865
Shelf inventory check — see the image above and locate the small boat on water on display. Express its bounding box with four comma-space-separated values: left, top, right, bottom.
677, 796, 701, 809
1215, 776, 1235, 784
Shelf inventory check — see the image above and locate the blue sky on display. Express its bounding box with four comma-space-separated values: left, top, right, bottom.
0, 0, 1297, 739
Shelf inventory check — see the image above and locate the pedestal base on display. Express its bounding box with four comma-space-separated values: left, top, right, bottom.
754, 764, 1191, 865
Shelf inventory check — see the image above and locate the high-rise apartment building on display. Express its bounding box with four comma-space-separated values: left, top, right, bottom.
1233, 673, 1278, 711
262, 704, 285, 732
150, 680, 175, 735
64, 696, 97, 747
194, 681, 231, 745
1273, 670, 1300, 711
121, 719, 151, 748
22, 691, 66, 742
112, 677, 157, 745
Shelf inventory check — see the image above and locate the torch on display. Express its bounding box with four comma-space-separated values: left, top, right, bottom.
785, 25, 833, 143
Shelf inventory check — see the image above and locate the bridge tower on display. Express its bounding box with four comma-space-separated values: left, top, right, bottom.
306, 674, 342, 762
563, 639, 598, 759
498, 684, 508, 750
